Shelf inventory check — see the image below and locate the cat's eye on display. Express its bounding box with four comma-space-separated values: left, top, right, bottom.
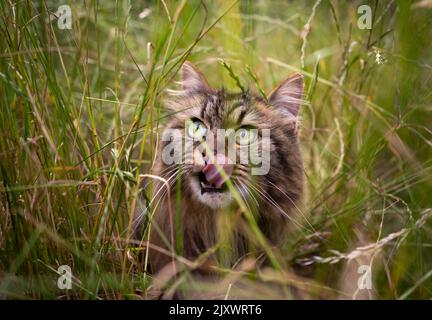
186, 119, 207, 140
236, 127, 258, 145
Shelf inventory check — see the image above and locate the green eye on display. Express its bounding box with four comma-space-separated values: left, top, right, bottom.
187, 119, 207, 140
236, 127, 258, 145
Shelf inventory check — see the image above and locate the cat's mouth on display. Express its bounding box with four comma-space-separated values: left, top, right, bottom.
188, 154, 234, 208
198, 172, 226, 194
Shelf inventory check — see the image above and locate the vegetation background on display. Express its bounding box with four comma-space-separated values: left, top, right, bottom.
1, 0, 431, 299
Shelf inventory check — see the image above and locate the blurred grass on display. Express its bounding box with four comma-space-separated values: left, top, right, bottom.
0, 0, 432, 299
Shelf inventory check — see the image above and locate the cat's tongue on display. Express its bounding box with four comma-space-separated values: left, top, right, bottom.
202, 154, 233, 189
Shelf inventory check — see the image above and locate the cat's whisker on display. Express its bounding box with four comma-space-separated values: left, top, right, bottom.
233, 180, 257, 215
247, 182, 307, 232
142, 165, 178, 190
265, 180, 316, 233
232, 171, 250, 180
133, 168, 182, 228
233, 177, 260, 209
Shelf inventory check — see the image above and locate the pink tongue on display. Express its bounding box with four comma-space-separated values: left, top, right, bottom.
202, 154, 233, 189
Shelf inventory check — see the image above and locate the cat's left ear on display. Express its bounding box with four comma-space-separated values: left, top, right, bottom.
268, 73, 304, 118
179, 61, 210, 94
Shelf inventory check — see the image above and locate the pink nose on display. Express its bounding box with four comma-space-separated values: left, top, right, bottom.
202, 153, 233, 188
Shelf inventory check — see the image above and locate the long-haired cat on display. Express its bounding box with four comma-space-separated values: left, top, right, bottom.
135, 61, 305, 294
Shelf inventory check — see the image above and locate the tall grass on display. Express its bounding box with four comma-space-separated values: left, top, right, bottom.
0, 0, 431, 299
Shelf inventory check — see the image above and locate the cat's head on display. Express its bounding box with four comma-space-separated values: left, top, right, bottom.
159, 61, 304, 211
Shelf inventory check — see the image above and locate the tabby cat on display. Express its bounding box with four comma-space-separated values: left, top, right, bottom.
135, 61, 305, 279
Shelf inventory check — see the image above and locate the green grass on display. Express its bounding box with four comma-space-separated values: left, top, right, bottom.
0, 0, 432, 299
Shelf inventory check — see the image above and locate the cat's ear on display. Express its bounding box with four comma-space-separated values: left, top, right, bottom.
179, 61, 210, 94
268, 73, 304, 117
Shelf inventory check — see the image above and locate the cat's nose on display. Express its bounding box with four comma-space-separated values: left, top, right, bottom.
192, 149, 206, 172
202, 153, 233, 188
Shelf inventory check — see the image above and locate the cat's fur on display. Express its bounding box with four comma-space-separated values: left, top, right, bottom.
135, 61, 305, 277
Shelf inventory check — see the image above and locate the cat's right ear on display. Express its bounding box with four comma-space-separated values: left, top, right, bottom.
178, 61, 210, 94
268, 73, 304, 118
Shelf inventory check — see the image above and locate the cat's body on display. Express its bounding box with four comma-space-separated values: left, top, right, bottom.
135, 62, 305, 279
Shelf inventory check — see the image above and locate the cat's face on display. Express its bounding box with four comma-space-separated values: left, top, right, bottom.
159, 62, 304, 211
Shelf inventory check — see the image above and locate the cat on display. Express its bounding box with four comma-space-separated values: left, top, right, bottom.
134, 61, 306, 288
